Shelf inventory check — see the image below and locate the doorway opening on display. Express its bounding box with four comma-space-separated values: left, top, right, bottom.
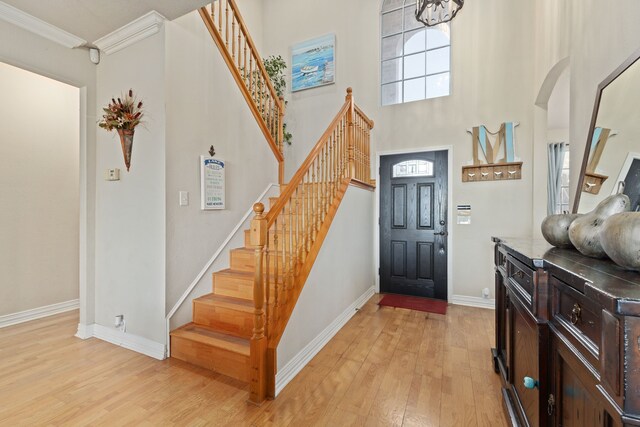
0, 61, 81, 324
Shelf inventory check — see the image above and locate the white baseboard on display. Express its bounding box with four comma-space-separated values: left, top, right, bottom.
0, 299, 79, 329
274, 286, 375, 396
76, 323, 166, 360
451, 295, 495, 309
75, 323, 95, 339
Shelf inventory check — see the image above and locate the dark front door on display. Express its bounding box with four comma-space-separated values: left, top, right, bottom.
379, 151, 448, 300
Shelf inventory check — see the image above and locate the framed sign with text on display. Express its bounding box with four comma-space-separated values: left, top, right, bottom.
200, 156, 225, 210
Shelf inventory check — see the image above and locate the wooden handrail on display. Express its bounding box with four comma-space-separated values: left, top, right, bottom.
224, 0, 283, 113
199, 1, 285, 183
355, 105, 375, 129
249, 88, 374, 403
265, 101, 351, 227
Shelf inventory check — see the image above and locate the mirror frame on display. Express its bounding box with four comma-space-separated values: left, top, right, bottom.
572, 47, 640, 212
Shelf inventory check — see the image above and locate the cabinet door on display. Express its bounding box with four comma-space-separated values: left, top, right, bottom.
549, 332, 619, 427
495, 269, 510, 382
510, 293, 540, 426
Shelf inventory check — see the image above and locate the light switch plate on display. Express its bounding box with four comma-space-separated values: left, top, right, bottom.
179, 191, 189, 206
105, 168, 120, 181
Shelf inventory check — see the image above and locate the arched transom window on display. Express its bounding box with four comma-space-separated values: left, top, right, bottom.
392, 160, 434, 178
381, 0, 451, 106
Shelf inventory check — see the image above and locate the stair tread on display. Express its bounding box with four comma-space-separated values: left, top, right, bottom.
195, 293, 254, 311
171, 323, 250, 356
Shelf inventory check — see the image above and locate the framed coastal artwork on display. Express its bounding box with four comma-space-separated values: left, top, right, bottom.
291, 34, 335, 92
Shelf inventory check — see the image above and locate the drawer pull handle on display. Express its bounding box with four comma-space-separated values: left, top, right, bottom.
570, 303, 582, 325
515, 270, 524, 279
523, 376, 538, 389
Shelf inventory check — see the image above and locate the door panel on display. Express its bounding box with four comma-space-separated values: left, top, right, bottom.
380, 150, 448, 300
417, 242, 434, 280
392, 185, 407, 228
391, 241, 407, 278
417, 183, 434, 229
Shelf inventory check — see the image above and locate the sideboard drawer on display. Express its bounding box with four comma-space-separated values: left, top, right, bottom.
550, 275, 601, 369
496, 247, 508, 273
507, 255, 535, 312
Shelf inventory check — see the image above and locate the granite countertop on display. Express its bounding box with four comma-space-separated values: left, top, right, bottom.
493, 236, 640, 315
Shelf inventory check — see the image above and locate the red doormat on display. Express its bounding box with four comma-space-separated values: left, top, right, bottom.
378, 294, 447, 315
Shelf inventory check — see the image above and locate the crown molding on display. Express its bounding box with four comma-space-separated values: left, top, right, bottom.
0, 1, 86, 48
94, 10, 166, 56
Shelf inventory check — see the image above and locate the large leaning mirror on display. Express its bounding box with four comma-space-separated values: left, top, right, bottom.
574, 49, 640, 213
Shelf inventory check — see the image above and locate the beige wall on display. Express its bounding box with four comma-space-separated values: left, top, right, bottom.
91, 0, 272, 345
262, 0, 536, 300
164, 7, 277, 316
0, 18, 97, 325
0, 62, 80, 316
279, 184, 375, 374
94, 30, 167, 344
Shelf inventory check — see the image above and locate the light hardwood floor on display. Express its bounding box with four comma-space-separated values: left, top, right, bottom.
0, 295, 507, 426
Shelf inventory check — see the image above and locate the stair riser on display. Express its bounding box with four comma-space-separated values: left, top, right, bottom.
193, 301, 253, 339
170, 336, 249, 381
213, 273, 253, 299
231, 249, 292, 271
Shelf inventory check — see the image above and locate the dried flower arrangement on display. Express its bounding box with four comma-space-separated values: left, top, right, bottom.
98, 89, 144, 171
98, 89, 144, 131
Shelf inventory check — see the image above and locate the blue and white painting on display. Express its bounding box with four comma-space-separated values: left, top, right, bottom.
291, 34, 335, 92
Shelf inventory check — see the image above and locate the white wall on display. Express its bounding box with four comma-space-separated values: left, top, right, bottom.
94, 30, 166, 345
164, 8, 277, 315
0, 19, 97, 325
278, 185, 375, 370
0, 62, 79, 315
262, 0, 535, 300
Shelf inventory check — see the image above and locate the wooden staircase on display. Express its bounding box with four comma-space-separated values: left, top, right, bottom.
170, 0, 376, 405
171, 196, 284, 383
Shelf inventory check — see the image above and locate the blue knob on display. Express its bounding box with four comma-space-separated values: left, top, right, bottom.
523, 376, 538, 389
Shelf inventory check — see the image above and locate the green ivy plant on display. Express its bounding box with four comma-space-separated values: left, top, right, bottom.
263, 55, 293, 145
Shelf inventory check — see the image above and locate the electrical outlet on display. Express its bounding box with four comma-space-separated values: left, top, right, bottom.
114, 314, 124, 328
482, 288, 490, 299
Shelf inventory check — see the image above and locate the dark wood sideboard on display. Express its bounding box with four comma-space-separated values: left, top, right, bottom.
492, 237, 640, 427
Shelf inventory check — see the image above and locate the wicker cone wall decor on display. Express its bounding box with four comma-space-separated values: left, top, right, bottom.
117, 129, 134, 172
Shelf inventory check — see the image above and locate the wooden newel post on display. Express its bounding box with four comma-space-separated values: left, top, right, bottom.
346, 87, 356, 179
249, 202, 267, 404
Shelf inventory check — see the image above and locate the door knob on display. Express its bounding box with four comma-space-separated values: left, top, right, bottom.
523, 376, 538, 389
434, 231, 448, 236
